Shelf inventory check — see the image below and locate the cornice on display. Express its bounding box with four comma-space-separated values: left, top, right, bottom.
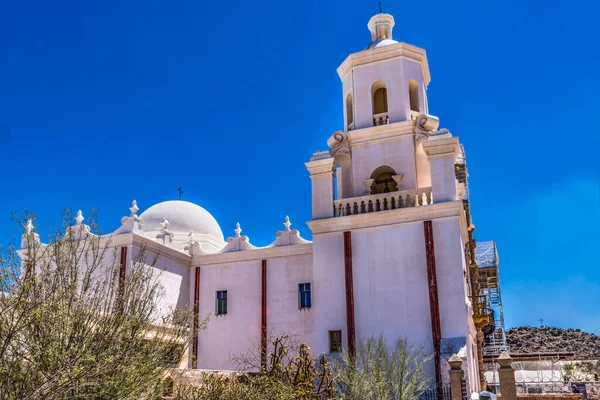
422, 136, 459, 160
305, 156, 336, 177
132, 233, 192, 265
192, 243, 313, 267
307, 201, 465, 236
347, 120, 415, 146
337, 42, 430, 86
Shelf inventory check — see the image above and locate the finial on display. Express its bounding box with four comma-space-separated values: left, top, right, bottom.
25, 219, 34, 234
178, 185, 184, 200
283, 216, 291, 231
75, 210, 84, 225
160, 216, 169, 229
378, 0, 382, 13
234, 222, 242, 237
129, 200, 139, 216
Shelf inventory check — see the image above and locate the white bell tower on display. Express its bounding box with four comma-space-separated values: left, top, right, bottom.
339, 13, 430, 131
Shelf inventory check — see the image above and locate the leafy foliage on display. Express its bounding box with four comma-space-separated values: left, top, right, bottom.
0, 210, 204, 399
174, 335, 337, 399
333, 335, 431, 400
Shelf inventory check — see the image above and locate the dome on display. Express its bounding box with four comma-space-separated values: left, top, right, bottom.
364, 38, 399, 50
140, 200, 224, 244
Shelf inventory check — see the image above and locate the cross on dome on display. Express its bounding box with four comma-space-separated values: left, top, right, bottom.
234, 223, 242, 237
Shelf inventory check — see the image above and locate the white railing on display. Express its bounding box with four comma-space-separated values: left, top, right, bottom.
333, 187, 433, 217
372, 112, 389, 126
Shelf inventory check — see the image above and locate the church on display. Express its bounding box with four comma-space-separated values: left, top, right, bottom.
19, 12, 496, 393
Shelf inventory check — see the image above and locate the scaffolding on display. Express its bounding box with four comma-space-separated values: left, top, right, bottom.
475, 240, 509, 355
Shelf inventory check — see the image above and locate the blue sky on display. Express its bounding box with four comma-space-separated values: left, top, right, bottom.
1, 1, 598, 333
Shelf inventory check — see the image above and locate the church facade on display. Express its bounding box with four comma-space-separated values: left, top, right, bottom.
19, 12, 489, 392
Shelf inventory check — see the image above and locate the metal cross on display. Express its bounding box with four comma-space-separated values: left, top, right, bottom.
539, 318, 544, 327
178, 185, 183, 200
379, 0, 383, 13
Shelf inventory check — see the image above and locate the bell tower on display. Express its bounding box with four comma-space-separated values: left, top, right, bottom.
305, 13, 479, 392
339, 13, 430, 131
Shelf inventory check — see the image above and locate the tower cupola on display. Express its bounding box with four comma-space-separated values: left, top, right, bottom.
368, 13, 395, 42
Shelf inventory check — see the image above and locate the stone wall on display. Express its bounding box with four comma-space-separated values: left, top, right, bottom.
496, 395, 583, 400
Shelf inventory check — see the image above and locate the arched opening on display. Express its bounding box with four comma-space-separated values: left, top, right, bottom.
346, 94, 354, 130
369, 165, 398, 194
409, 80, 420, 113
371, 82, 389, 126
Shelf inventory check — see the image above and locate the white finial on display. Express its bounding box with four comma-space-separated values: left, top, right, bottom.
234, 222, 242, 237
129, 200, 139, 216
160, 216, 169, 230
75, 210, 84, 225
25, 219, 34, 234
283, 216, 291, 231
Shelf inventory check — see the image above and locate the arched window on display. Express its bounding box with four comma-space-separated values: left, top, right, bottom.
371, 82, 389, 126
369, 165, 398, 194
409, 80, 420, 113
346, 94, 354, 130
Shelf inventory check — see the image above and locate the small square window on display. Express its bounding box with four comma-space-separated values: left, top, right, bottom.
216, 290, 227, 316
299, 283, 311, 309
329, 330, 342, 353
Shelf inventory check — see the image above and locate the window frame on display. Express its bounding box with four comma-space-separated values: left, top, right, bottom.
329, 330, 342, 353
298, 282, 312, 310
216, 290, 228, 316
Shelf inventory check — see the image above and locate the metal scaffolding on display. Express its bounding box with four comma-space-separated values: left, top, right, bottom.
475, 240, 509, 355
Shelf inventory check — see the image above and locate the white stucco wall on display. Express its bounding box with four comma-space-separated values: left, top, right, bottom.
131, 244, 191, 319
350, 136, 417, 196
351, 223, 435, 377
342, 57, 427, 130
266, 254, 315, 346
432, 219, 470, 339
310, 234, 347, 356
196, 261, 262, 370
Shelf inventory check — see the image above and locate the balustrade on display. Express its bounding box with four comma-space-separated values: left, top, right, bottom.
372, 112, 389, 126
333, 187, 433, 217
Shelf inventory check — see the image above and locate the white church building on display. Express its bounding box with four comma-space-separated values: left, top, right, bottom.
20, 12, 487, 392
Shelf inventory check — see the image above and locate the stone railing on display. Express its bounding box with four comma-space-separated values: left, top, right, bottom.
372, 112, 389, 126
333, 187, 433, 217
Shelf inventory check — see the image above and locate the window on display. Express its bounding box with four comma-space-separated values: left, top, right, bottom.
373, 87, 388, 114
369, 165, 398, 194
329, 330, 342, 353
371, 81, 389, 126
299, 283, 311, 309
409, 80, 420, 112
346, 94, 354, 130
216, 290, 227, 316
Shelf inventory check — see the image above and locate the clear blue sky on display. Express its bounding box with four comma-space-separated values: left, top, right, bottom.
1, 1, 598, 334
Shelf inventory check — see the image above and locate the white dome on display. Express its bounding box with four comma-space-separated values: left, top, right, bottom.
364, 38, 399, 50
140, 200, 224, 243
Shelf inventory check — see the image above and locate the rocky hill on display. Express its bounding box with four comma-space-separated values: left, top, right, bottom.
506, 326, 600, 360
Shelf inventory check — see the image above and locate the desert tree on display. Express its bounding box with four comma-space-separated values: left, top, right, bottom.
333, 335, 431, 400
175, 334, 338, 399
0, 208, 207, 400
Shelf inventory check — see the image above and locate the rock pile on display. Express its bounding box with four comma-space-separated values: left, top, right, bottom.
506, 326, 600, 360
